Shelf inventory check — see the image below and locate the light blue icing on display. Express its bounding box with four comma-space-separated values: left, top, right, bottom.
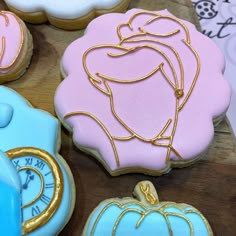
0, 151, 21, 192
0, 103, 13, 128
0, 151, 21, 236
85, 199, 211, 236
0, 86, 72, 236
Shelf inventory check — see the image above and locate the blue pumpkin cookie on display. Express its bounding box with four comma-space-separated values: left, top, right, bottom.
82, 181, 213, 236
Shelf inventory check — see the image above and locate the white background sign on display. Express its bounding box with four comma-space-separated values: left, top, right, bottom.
192, 0, 236, 136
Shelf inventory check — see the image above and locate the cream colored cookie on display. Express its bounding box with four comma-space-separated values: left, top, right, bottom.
4, 0, 131, 30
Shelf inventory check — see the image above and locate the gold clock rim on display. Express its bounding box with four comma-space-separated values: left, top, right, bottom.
6, 147, 64, 235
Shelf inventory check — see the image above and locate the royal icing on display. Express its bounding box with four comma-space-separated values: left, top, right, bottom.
0, 86, 74, 236
0, 11, 24, 75
0, 103, 13, 127
4, 0, 127, 19
0, 151, 21, 236
83, 181, 213, 236
55, 9, 231, 175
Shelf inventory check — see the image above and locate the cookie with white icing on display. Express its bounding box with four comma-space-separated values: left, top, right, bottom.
82, 181, 213, 236
0, 86, 75, 236
4, 0, 131, 30
55, 9, 231, 176
0, 11, 33, 83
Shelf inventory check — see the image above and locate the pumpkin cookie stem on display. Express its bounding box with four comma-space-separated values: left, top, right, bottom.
133, 181, 159, 206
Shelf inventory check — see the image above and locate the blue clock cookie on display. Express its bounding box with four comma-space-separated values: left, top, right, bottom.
0, 86, 75, 236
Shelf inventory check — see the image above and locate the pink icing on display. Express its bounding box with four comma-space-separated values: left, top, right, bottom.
55, 9, 231, 174
0, 11, 23, 74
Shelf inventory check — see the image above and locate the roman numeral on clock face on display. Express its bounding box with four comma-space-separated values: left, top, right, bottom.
40, 194, 51, 205
34, 160, 45, 170
45, 183, 54, 189
31, 205, 41, 217
13, 160, 21, 168
25, 157, 33, 166
44, 171, 51, 176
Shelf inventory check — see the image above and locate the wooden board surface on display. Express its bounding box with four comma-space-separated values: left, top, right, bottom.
1, 0, 236, 235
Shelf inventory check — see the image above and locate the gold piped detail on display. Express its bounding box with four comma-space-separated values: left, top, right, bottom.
64, 10, 201, 168
88, 200, 213, 236
175, 88, 184, 99
139, 183, 158, 205
6, 147, 64, 235
0, 36, 6, 64
64, 111, 120, 167
0, 11, 25, 71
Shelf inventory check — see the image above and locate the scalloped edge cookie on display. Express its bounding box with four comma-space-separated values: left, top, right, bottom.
55, 9, 231, 176
4, 0, 131, 30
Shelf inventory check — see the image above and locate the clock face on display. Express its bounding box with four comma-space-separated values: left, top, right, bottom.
6, 147, 64, 235
11, 156, 55, 222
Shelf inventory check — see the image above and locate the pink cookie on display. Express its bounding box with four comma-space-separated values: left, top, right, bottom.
55, 9, 231, 176
0, 11, 33, 83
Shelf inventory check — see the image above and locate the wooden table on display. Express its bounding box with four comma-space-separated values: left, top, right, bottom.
1, 0, 236, 235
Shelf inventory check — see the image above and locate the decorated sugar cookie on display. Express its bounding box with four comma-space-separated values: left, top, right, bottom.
0, 11, 33, 83
55, 9, 231, 176
0, 151, 21, 236
82, 181, 213, 235
0, 86, 75, 236
4, 0, 131, 30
